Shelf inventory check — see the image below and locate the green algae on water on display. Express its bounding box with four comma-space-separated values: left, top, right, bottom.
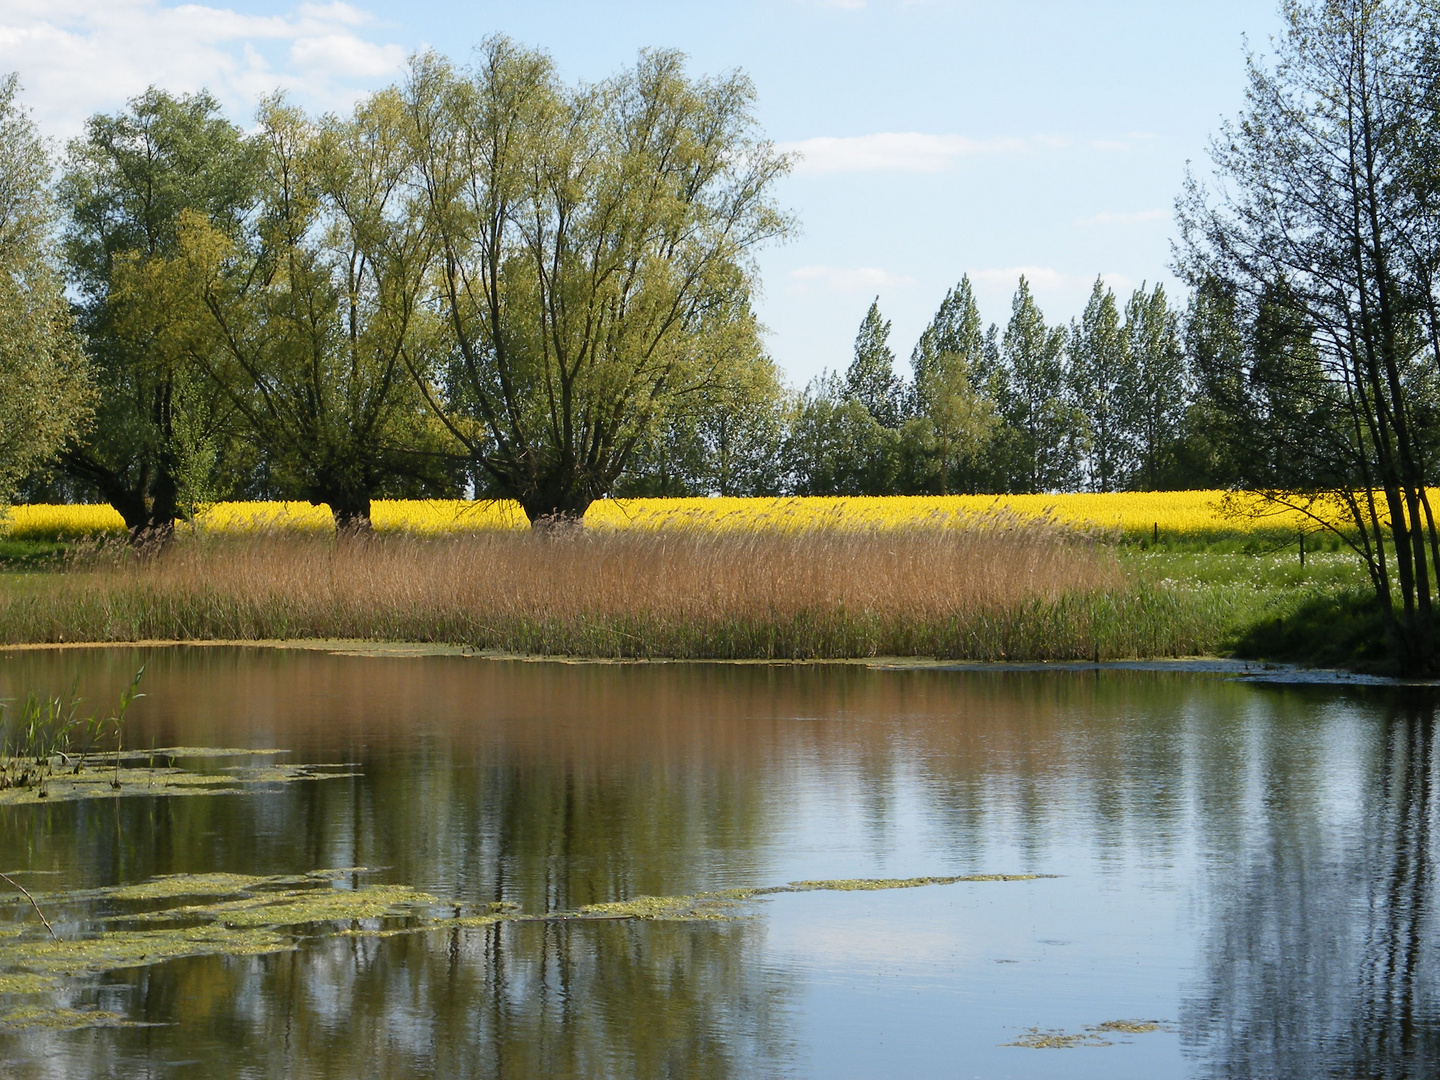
1093, 1019, 1167, 1035
0, 1005, 151, 1031
576, 894, 748, 921
0, 752, 357, 807
781, 874, 1047, 892
575, 874, 1052, 921
0, 866, 1053, 1030
123, 883, 444, 929
1004, 1019, 1173, 1049
0, 925, 289, 979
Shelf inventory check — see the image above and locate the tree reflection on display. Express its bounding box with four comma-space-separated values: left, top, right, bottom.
1187, 692, 1440, 1079
90, 917, 789, 1080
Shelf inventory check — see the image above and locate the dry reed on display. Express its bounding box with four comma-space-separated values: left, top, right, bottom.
0, 517, 1229, 660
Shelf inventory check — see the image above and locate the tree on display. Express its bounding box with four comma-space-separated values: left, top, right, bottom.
1070, 277, 1134, 492
1178, 0, 1440, 673
694, 351, 792, 496
909, 278, 995, 494
126, 93, 451, 531
994, 276, 1079, 492
59, 88, 257, 539
0, 76, 91, 506
1122, 283, 1188, 490
784, 371, 899, 495
403, 39, 792, 523
615, 323, 792, 497
1173, 276, 1250, 487
845, 298, 903, 428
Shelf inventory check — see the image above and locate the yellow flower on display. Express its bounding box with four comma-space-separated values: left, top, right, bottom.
0, 491, 1373, 540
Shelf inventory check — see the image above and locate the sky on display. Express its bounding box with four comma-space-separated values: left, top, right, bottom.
0, 0, 1285, 388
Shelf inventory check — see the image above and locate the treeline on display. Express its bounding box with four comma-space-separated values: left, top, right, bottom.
0, 35, 1322, 534
0, 9, 1421, 558
2, 39, 794, 532
623, 269, 1342, 500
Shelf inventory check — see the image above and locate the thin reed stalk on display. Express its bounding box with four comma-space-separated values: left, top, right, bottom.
0, 518, 1231, 660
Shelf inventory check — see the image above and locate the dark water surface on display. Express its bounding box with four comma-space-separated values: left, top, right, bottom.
0, 646, 1435, 1079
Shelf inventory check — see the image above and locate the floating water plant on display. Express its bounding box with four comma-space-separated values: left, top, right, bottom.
0, 748, 356, 807
0, 868, 1054, 1029
1003, 1019, 1173, 1049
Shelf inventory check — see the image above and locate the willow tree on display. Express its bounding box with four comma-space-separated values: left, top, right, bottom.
118, 94, 449, 530
403, 38, 792, 523
59, 88, 255, 538
1179, 0, 1440, 673
0, 75, 91, 505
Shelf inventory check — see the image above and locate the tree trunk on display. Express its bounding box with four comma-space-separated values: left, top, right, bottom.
520, 489, 594, 528
62, 452, 180, 546
323, 491, 373, 533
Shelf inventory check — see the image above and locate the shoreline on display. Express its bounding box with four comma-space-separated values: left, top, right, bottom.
1, 637, 1424, 685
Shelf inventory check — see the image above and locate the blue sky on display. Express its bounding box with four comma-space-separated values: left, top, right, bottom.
0, 0, 1283, 387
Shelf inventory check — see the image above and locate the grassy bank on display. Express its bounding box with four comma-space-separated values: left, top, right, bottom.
0, 494, 1386, 664
0, 522, 1255, 661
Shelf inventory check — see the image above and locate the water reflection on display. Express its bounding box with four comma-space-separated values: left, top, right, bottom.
0, 648, 1435, 1077
1186, 692, 1440, 1080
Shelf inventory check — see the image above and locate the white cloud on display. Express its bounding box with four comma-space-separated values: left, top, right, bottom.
1090, 131, 1157, 152
1079, 209, 1168, 226
968, 266, 1136, 306
0, 0, 407, 138
289, 32, 404, 78
795, 0, 867, 8
780, 131, 1051, 175
787, 265, 916, 294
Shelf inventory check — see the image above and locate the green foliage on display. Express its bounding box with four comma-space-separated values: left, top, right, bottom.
1069, 277, 1132, 492
126, 93, 453, 530
1123, 283, 1188, 490
909, 277, 997, 494
59, 88, 257, 536
845, 298, 903, 428
618, 348, 794, 496
784, 373, 901, 495
404, 39, 792, 522
0, 76, 91, 508
993, 276, 1079, 493
1172, 277, 1249, 487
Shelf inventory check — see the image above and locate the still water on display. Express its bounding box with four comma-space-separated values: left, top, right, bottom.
0, 646, 1434, 1079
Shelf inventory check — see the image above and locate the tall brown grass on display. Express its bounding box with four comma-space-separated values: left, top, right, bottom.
0, 518, 1232, 659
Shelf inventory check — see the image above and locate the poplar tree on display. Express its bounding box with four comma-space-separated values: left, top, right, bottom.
845, 298, 902, 428
1069, 277, 1133, 492
995, 277, 1078, 492
1122, 283, 1187, 490
1176, 276, 1249, 486
910, 277, 995, 494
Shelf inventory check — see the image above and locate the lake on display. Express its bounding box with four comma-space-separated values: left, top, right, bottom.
0, 645, 1433, 1079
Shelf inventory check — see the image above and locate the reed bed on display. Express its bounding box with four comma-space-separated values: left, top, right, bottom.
0, 518, 1233, 660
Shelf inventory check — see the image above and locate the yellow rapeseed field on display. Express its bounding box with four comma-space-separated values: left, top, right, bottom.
0, 490, 1359, 541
